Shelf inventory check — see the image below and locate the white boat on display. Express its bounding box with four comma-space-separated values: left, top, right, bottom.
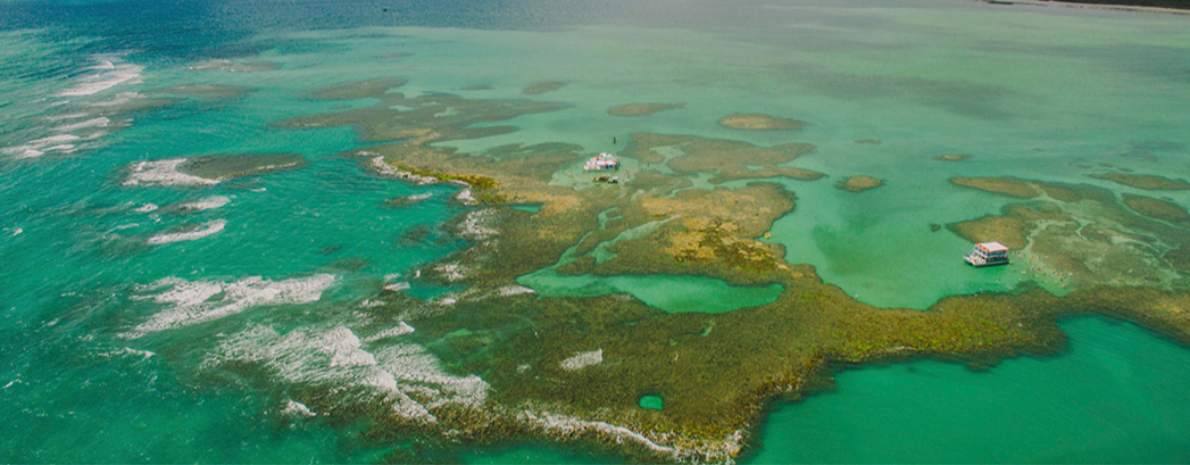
964, 241, 1009, 267
584, 153, 620, 171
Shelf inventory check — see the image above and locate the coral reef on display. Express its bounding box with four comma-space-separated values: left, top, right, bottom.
231, 80, 1190, 464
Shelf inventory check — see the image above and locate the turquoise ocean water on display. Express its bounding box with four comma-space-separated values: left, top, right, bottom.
1, 0, 1189, 462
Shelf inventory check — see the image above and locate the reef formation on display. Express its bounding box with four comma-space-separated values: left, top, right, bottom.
160, 78, 1190, 464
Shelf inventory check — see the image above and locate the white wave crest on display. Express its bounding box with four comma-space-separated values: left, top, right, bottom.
130, 274, 336, 334
146, 219, 225, 244
58, 60, 143, 97
363, 322, 415, 342
56, 116, 110, 132
124, 158, 219, 187
517, 410, 673, 453
175, 196, 230, 212
213, 324, 487, 423
3, 134, 81, 158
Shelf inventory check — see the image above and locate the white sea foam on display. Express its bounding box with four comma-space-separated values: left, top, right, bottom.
124, 158, 219, 187
434, 263, 467, 282
374, 343, 489, 409
146, 219, 226, 245
559, 349, 603, 371
283, 400, 316, 418
130, 274, 336, 334
134, 203, 158, 213
368, 156, 439, 185
497, 285, 535, 297
455, 188, 477, 205
58, 60, 143, 97
383, 282, 411, 292
517, 410, 672, 453
175, 196, 230, 212
12, 228, 22, 236
458, 208, 498, 238
363, 322, 415, 342
214, 324, 487, 423
3, 133, 82, 158
56, 116, 110, 132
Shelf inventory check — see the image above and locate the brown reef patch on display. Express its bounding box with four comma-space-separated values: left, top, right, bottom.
948, 215, 1031, 250
1089, 173, 1190, 190
717, 114, 806, 131
951, 177, 1082, 202
523, 81, 566, 95
1123, 194, 1189, 223
837, 176, 883, 193
628, 133, 822, 183
305, 78, 408, 100
179, 153, 309, 180
608, 103, 685, 116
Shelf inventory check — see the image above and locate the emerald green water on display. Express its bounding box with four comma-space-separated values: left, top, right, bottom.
3, 0, 1190, 462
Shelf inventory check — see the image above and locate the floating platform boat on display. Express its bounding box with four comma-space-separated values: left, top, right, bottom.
964, 241, 1009, 267
592, 174, 619, 184
584, 153, 620, 171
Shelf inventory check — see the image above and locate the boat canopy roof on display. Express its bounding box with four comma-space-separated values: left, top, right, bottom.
976, 241, 1008, 252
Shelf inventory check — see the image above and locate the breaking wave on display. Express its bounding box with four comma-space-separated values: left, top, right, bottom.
128, 274, 337, 335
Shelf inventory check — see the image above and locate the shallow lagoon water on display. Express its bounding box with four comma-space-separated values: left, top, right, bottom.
2, 0, 1190, 462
